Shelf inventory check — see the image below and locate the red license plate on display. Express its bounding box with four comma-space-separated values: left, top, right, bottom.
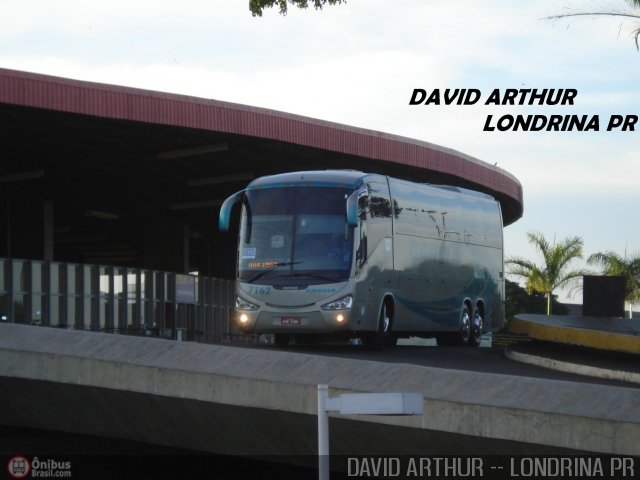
281, 317, 301, 326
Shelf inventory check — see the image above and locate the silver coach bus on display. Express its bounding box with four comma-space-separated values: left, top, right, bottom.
218, 170, 504, 349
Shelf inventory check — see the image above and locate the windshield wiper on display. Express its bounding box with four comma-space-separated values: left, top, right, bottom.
246, 261, 303, 284
278, 272, 342, 283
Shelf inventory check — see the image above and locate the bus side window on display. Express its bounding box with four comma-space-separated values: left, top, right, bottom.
357, 195, 368, 219
355, 190, 369, 269
356, 214, 367, 269
365, 183, 392, 260
355, 182, 392, 270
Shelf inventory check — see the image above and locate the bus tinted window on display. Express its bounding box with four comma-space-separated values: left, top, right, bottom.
238, 187, 353, 284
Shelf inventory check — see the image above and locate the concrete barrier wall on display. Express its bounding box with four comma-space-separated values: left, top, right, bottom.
511, 314, 640, 354
0, 323, 639, 455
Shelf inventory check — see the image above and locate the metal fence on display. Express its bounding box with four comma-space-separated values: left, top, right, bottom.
0, 257, 256, 344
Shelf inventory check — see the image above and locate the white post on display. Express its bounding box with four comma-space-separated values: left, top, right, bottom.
317, 384, 330, 480
317, 385, 423, 480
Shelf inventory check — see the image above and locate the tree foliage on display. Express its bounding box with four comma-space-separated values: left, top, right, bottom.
249, 0, 346, 17
507, 231, 589, 315
505, 280, 567, 324
587, 250, 640, 317
544, 0, 640, 50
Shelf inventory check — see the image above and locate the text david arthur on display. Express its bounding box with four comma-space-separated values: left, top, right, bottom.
347, 456, 637, 478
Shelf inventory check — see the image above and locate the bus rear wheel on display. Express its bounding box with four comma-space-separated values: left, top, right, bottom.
459, 305, 472, 345
469, 308, 483, 347
436, 306, 472, 346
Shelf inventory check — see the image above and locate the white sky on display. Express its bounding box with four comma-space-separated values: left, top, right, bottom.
2, 0, 639, 302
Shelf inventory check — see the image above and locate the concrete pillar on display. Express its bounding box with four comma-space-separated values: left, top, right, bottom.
44, 201, 54, 261
183, 223, 190, 274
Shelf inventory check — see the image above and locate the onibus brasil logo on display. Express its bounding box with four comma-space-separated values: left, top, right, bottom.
7, 455, 72, 478
7, 456, 30, 479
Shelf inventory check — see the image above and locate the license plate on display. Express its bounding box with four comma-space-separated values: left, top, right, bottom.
280, 317, 301, 326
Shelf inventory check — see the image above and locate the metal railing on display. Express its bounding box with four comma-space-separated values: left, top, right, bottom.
0, 257, 256, 345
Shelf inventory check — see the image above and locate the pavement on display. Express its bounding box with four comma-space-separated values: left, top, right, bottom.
3, 322, 639, 455
506, 313, 640, 385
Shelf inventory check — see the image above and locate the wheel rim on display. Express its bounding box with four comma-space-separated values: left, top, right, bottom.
460, 309, 471, 343
382, 306, 390, 334
472, 311, 483, 343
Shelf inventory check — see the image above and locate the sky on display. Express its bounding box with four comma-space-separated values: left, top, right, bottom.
2, 0, 639, 302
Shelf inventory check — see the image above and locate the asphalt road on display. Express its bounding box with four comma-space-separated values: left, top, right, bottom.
234, 340, 640, 389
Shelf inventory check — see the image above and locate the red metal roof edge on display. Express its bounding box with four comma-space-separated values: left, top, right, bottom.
0, 67, 523, 222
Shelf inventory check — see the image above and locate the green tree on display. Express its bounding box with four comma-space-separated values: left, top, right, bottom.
587, 250, 640, 318
505, 279, 567, 324
249, 0, 345, 17
545, 0, 640, 50
507, 231, 589, 315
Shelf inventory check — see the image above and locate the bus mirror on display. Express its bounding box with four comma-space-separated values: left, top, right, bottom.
346, 190, 359, 226
347, 187, 368, 226
218, 190, 244, 231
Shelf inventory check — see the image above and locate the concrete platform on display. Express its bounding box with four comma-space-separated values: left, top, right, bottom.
507, 341, 640, 385
510, 314, 640, 354
1, 323, 640, 456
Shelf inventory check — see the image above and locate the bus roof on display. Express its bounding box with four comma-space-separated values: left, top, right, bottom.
246, 170, 497, 202
246, 170, 384, 190
389, 177, 496, 202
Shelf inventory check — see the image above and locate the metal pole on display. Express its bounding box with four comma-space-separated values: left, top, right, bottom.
317, 384, 329, 480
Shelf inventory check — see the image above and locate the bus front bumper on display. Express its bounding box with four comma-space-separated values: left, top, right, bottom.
236, 308, 353, 334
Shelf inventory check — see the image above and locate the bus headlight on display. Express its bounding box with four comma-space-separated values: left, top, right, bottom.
321, 295, 353, 311
236, 296, 259, 311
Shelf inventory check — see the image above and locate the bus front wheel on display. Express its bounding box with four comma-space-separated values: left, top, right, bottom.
362, 303, 391, 351
459, 305, 472, 345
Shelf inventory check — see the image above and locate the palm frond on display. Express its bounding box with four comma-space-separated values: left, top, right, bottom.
543, 0, 640, 50
510, 231, 587, 313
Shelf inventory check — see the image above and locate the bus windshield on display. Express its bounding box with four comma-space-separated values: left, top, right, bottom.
238, 187, 353, 285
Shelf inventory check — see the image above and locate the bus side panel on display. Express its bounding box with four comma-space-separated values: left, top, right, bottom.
389, 178, 504, 335
392, 233, 454, 331
390, 178, 457, 331
481, 200, 505, 332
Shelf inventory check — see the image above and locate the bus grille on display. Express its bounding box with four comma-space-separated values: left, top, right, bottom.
265, 302, 316, 309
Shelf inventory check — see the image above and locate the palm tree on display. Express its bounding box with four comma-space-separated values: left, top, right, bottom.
507, 232, 589, 315
587, 250, 640, 318
545, 0, 640, 50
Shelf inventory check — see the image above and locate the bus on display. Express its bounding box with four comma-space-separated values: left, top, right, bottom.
218, 170, 504, 349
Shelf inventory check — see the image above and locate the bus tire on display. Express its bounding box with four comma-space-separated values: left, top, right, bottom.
459, 305, 472, 346
363, 303, 391, 351
274, 334, 290, 347
469, 307, 483, 347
